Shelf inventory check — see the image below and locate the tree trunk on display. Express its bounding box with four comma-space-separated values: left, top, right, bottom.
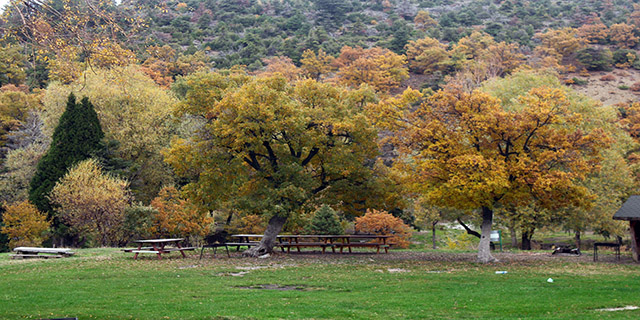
431, 220, 438, 249
574, 230, 581, 249
508, 223, 518, 248
477, 206, 498, 263
243, 215, 287, 257
521, 229, 533, 250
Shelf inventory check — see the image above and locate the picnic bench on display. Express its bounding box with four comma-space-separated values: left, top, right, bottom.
231, 234, 391, 254
593, 242, 621, 261
11, 247, 75, 259
123, 238, 195, 260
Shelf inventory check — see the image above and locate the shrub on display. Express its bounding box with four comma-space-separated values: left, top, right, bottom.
570, 77, 588, 85
619, 85, 630, 90
149, 186, 214, 240
306, 205, 344, 235
0, 200, 50, 249
613, 49, 637, 68
445, 232, 478, 250
123, 204, 157, 242
600, 74, 616, 81
576, 47, 613, 71
230, 214, 266, 235
355, 209, 411, 248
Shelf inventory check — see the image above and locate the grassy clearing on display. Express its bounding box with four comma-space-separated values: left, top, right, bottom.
1, 249, 639, 319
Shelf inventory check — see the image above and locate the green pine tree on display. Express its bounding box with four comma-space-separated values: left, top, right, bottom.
307, 205, 344, 235
29, 94, 104, 214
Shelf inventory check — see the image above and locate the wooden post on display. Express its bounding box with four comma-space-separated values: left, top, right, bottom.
631, 221, 640, 262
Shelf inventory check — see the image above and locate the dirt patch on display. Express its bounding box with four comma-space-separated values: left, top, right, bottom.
567, 69, 640, 106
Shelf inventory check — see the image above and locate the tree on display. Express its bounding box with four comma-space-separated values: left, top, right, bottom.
306, 204, 343, 235
149, 186, 213, 240
258, 56, 301, 82
29, 94, 103, 216
0, 200, 50, 249
49, 159, 130, 246
608, 23, 639, 49
354, 209, 411, 248
414, 10, 437, 31
404, 37, 450, 74
42, 66, 177, 203
300, 49, 336, 81
533, 28, 585, 66
332, 46, 409, 93
3, 0, 141, 83
165, 74, 379, 256
376, 74, 609, 262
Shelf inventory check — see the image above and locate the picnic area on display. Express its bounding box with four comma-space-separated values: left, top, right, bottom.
1, 244, 639, 320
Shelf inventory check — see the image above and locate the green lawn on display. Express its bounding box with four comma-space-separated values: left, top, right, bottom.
1, 249, 639, 319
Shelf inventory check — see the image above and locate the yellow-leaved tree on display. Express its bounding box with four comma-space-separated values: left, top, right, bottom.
332, 46, 408, 93
1, 200, 50, 249
49, 159, 130, 246
165, 73, 381, 256
372, 72, 610, 263
149, 186, 213, 241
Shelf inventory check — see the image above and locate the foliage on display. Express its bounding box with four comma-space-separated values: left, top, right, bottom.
306, 204, 343, 235
149, 186, 213, 239
0, 200, 50, 249
230, 214, 267, 235
445, 232, 477, 250
123, 204, 158, 242
608, 23, 639, 49
576, 48, 613, 71
42, 66, 177, 203
404, 37, 449, 74
354, 209, 411, 248
300, 49, 336, 81
29, 94, 103, 214
332, 46, 409, 92
166, 73, 380, 253
49, 159, 130, 246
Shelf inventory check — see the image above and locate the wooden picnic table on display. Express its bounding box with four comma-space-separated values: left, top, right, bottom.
11, 247, 75, 259
123, 238, 195, 260
231, 234, 391, 254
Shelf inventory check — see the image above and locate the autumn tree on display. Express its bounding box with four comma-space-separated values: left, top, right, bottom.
577, 18, 608, 44
29, 94, 103, 216
375, 74, 609, 263
42, 66, 177, 203
355, 209, 411, 248
306, 204, 343, 235
259, 56, 301, 82
332, 46, 409, 92
0, 200, 50, 248
165, 74, 379, 256
3, 0, 141, 83
300, 49, 336, 81
149, 186, 213, 240
608, 23, 639, 49
404, 37, 450, 74
413, 10, 437, 31
49, 159, 130, 246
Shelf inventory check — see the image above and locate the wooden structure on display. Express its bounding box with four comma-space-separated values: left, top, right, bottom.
613, 195, 640, 262
123, 238, 195, 260
11, 247, 75, 259
231, 234, 391, 254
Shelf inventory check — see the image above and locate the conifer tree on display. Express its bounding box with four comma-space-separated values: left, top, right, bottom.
307, 205, 343, 235
29, 94, 104, 214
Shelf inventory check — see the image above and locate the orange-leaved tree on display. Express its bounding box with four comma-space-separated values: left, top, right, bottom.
149, 186, 213, 240
404, 37, 450, 74
355, 209, 411, 248
372, 83, 610, 263
1, 200, 50, 249
332, 46, 408, 93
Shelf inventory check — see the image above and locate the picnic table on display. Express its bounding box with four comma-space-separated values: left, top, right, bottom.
593, 242, 621, 261
11, 247, 75, 259
231, 234, 391, 254
123, 238, 195, 260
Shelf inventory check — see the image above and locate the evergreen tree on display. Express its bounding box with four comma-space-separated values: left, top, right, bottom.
307, 205, 344, 235
29, 94, 104, 214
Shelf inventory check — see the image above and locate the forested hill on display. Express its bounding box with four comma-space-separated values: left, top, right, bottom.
122, 0, 636, 69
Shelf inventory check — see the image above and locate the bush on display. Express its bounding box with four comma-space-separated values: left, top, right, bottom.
600, 74, 616, 81
570, 77, 588, 85
230, 214, 266, 235
123, 204, 157, 242
613, 49, 637, 68
630, 82, 640, 92
306, 205, 344, 235
0, 200, 50, 249
576, 47, 613, 71
619, 85, 630, 90
355, 209, 411, 248
149, 186, 214, 240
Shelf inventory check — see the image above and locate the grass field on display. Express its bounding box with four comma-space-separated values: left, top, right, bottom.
1, 248, 639, 319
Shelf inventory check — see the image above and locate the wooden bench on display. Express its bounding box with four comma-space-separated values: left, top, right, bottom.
277, 242, 334, 253
11, 247, 75, 259
333, 242, 390, 254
